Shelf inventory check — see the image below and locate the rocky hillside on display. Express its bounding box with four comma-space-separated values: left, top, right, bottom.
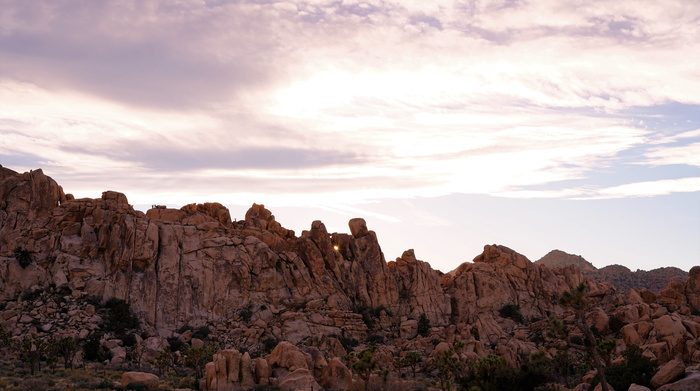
1, 166, 699, 391
536, 250, 688, 293
535, 250, 597, 273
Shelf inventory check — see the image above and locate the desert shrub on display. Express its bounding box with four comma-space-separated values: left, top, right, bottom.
82, 332, 112, 362
124, 382, 148, 391
456, 352, 566, 391
122, 333, 138, 347
239, 308, 253, 321
167, 337, 185, 352
193, 325, 211, 339
262, 337, 279, 353
14, 247, 32, 268
93, 379, 116, 389
184, 345, 217, 378
366, 334, 385, 344
20, 288, 44, 302
569, 335, 585, 346
352, 305, 375, 329
608, 317, 626, 334
103, 298, 140, 335
457, 353, 560, 391
592, 344, 657, 391
19, 378, 50, 391
339, 336, 359, 350
177, 325, 193, 334
499, 304, 523, 323
417, 313, 430, 337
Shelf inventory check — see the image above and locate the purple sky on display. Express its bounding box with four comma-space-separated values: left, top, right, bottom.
1, 0, 699, 272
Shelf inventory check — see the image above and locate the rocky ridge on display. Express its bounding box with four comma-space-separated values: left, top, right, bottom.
1, 166, 699, 391
536, 250, 689, 293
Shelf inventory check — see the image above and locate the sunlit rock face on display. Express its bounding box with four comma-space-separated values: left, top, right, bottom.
2, 166, 700, 386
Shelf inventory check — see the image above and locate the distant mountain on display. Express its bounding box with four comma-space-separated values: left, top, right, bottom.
536, 249, 688, 292
535, 249, 597, 273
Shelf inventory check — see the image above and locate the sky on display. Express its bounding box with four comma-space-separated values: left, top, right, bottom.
0, 0, 699, 272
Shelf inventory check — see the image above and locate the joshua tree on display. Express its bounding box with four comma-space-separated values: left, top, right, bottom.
397, 351, 422, 379
351, 345, 377, 391
554, 283, 611, 391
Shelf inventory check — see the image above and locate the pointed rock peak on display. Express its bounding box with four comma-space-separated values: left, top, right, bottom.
473, 244, 531, 269
348, 217, 369, 238
309, 220, 329, 236
0, 164, 17, 176
398, 249, 417, 263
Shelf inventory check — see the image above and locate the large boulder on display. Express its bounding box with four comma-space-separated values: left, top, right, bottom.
686, 266, 700, 311
121, 372, 159, 389
657, 371, 700, 391
278, 368, 322, 391
269, 341, 309, 371
320, 357, 353, 390
651, 359, 686, 388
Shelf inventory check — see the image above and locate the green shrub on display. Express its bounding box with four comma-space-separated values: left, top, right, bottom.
20, 288, 43, 302
82, 333, 113, 362
177, 325, 193, 334
593, 344, 657, 391
14, 247, 32, 268
103, 298, 140, 335
417, 313, 431, 337
167, 337, 185, 352
240, 307, 254, 322
193, 325, 211, 339
124, 382, 148, 391
262, 338, 279, 353
366, 334, 385, 344
457, 352, 580, 391
93, 379, 116, 389
499, 304, 523, 323
339, 336, 359, 350
608, 317, 625, 334
122, 333, 137, 347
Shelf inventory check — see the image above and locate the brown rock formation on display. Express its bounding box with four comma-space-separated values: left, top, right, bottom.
1, 166, 699, 390
536, 250, 688, 293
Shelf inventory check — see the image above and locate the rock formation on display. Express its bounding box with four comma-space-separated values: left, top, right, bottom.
1, 166, 699, 391
536, 250, 689, 293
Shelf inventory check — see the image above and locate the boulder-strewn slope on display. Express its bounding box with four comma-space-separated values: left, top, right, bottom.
1, 166, 699, 390
536, 250, 689, 293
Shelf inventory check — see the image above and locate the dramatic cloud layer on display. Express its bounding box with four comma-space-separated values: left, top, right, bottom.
1, 0, 698, 271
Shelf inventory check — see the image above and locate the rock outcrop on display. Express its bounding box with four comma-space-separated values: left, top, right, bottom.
1, 166, 699, 390
536, 250, 689, 293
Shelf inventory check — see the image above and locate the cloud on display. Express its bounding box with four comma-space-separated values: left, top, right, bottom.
0, 0, 699, 206
592, 177, 700, 199
644, 143, 700, 167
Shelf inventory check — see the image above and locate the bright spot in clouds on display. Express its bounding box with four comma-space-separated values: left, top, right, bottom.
0, 0, 698, 272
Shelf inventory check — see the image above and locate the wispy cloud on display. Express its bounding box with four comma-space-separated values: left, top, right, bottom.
0, 0, 698, 206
